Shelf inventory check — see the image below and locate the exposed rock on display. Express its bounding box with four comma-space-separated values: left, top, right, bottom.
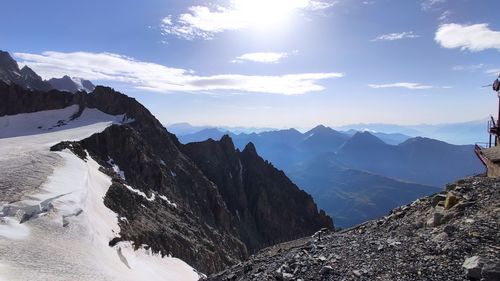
319, 265, 333, 275
481, 261, 500, 281
445, 192, 459, 210
431, 193, 447, 207
207, 176, 500, 281
463, 256, 482, 280
182, 136, 333, 252
0, 51, 52, 91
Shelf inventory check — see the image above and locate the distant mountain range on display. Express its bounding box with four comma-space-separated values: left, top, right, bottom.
167, 122, 274, 136
174, 124, 484, 227
170, 118, 489, 146
0, 50, 95, 93
335, 120, 489, 145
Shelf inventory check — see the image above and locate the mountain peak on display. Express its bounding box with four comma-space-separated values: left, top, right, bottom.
243, 142, 257, 155
310, 124, 328, 131
20, 65, 42, 80
48, 75, 96, 93
220, 134, 235, 149
344, 131, 387, 147
305, 124, 342, 136
0, 50, 18, 71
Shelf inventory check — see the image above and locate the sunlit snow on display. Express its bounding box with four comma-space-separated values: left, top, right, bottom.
0, 106, 198, 281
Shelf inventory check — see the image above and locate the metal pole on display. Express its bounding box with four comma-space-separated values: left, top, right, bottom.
497, 94, 500, 146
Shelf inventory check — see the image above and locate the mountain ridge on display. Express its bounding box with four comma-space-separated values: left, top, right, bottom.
0, 69, 332, 274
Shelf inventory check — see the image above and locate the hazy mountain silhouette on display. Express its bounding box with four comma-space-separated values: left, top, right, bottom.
176, 125, 483, 227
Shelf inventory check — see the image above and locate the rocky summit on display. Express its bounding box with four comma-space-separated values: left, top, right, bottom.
207, 176, 500, 281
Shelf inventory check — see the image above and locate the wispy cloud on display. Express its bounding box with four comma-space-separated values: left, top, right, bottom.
486, 69, 500, 76
232, 51, 294, 63
438, 10, 452, 22
435, 23, 500, 52
421, 0, 446, 11
162, 0, 337, 40
371, 31, 419, 41
451, 64, 485, 72
368, 82, 448, 90
15, 51, 343, 95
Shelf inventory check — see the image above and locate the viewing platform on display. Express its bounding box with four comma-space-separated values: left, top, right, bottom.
475, 144, 500, 177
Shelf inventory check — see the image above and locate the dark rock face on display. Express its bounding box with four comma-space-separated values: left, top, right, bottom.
207, 176, 500, 281
0, 82, 72, 116
3, 82, 332, 274
76, 125, 247, 273
48, 75, 95, 93
0, 51, 52, 91
183, 136, 333, 252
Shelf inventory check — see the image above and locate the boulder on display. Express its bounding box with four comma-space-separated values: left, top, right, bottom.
444, 193, 459, 210
462, 256, 482, 280
481, 262, 500, 281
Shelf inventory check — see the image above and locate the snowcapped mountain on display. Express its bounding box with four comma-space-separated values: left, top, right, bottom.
0, 50, 94, 93
48, 75, 95, 93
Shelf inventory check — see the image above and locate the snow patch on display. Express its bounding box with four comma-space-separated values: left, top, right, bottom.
158, 195, 178, 208
0, 105, 128, 139
0, 110, 199, 280
0, 217, 30, 240
124, 184, 155, 202
107, 158, 126, 180
0, 151, 198, 280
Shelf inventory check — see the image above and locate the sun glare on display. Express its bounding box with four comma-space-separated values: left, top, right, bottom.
232, 0, 309, 28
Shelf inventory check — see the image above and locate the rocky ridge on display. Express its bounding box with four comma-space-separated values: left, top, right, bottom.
183, 136, 332, 253
1, 75, 332, 274
207, 176, 500, 281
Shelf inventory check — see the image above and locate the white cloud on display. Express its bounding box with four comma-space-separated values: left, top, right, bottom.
421, 0, 446, 11
451, 64, 485, 71
435, 23, 500, 52
371, 31, 419, 41
232, 52, 290, 63
162, 0, 337, 40
14, 51, 343, 95
368, 82, 442, 90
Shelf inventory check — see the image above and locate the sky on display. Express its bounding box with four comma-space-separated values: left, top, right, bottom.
0, 0, 499, 129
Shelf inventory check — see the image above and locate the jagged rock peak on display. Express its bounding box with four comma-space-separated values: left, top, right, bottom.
0, 50, 19, 71
242, 142, 257, 155
220, 134, 235, 149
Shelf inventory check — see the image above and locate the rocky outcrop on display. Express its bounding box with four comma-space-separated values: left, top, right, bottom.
182, 136, 333, 252
65, 125, 248, 273
0, 51, 52, 91
208, 176, 499, 281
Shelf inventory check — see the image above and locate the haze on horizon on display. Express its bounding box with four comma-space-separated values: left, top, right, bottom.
1, 0, 498, 128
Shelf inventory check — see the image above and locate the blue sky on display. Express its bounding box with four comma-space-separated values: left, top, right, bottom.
1, 0, 498, 128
